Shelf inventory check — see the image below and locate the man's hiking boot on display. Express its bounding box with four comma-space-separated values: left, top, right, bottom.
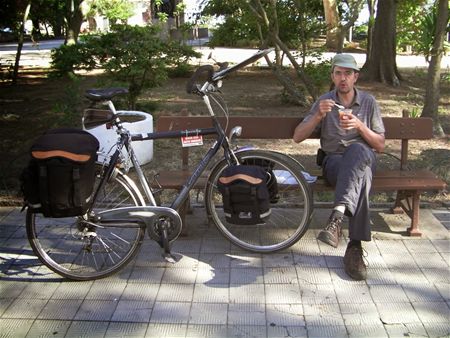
343, 242, 367, 280
317, 211, 343, 248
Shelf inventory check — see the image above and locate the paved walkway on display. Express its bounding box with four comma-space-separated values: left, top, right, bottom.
0, 206, 449, 337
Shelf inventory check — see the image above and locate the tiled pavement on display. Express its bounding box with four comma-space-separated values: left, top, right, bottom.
0, 206, 449, 338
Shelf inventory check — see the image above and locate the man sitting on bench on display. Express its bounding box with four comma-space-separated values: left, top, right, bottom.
293, 54, 385, 280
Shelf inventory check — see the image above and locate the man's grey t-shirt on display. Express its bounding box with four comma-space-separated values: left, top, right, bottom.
303, 88, 385, 154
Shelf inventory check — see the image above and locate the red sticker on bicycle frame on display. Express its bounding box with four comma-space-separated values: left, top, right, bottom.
181, 135, 203, 147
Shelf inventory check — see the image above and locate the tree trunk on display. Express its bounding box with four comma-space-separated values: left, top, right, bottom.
364, 0, 401, 86
323, 0, 339, 50
421, 0, 448, 137
365, 0, 376, 60
249, 0, 315, 104
336, 27, 346, 53
12, 1, 32, 85
65, 0, 84, 45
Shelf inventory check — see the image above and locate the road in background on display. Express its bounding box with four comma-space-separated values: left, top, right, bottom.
1, 39, 450, 69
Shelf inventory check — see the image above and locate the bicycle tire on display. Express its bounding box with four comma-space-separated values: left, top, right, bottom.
26, 167, 145, 280
205, 149, 313, 253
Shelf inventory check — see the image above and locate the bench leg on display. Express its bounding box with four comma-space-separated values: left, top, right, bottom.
391, 190, 422, 236
391, 192, 405, 214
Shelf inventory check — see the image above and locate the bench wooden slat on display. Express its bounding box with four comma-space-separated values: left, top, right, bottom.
154, 171, 208, 189
156, 116, 434, 140
154, 169, 446, 192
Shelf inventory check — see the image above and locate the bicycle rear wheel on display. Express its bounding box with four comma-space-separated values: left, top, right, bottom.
205, 149, 313, 253
26, 167, 145, 280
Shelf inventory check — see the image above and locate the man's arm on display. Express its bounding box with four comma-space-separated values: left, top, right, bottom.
293, 99, 334, 143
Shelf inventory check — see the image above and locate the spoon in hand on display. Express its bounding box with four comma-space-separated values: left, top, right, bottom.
334, 102, 345, 109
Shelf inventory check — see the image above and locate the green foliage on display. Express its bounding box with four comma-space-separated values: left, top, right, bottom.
50, 25, 200, 108
442, 71, 450, 84
303, 58, 333, 95
409, 106, 422, 118
28, 0, 66, 38
89, 0, 134, 24
167, 62, 193, 78
52, 73, 83, 127
50, 43, 96, 76
415, 6, 450, 61
397, 0, 450, 57
208, 15, 260, 47
353, 24, 368, 40
205, 0, 324, 48
397, 0, 427, 51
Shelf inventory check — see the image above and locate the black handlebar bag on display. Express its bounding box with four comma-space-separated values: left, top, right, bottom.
21, 129, 99, 218
217, 165, 271, 225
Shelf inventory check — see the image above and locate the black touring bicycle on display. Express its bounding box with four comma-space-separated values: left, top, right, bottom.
23, 49, 313, 280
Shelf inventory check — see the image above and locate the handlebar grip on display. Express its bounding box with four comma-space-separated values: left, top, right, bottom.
186, 65, 215, 94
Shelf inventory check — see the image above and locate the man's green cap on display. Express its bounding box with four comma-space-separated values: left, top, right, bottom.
331, 54, 359, 71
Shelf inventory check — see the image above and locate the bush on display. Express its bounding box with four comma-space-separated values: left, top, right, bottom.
303, 58, 332, 95
50, 25, 200, 108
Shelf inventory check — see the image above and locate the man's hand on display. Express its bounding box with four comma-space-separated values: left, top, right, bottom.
340, 113, 361, 130
317, 99, 335, 120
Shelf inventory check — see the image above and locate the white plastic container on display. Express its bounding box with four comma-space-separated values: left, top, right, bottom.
83, 110, 153, 166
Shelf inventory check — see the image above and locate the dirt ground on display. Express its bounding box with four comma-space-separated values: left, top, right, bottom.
0, 66, 449, 205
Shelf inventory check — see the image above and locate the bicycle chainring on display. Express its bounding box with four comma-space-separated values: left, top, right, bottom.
147, 215, 181, 243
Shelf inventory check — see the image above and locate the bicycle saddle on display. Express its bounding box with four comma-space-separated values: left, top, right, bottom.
85, 87, 129, 102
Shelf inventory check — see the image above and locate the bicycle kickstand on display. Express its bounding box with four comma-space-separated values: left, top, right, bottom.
160, 228, 178, 264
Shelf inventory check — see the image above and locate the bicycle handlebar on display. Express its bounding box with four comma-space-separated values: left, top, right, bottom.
212, 48, 273, 81
186, 48, 274, 95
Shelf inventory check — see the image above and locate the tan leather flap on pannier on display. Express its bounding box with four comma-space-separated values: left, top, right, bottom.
219, 174, 263, 185
32, 150, 91, 162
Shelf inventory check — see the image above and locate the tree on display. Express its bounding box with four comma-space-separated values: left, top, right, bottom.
65, 0, 84, 45
364, 0, 401, 86
29, 0, 68, 38
249, 0, 329, 104
421, 0, 449, 137
12, 1, 31, 85
323, 0, 339, 49
205, 0, 327, 105
365, 0, 375, 60
323, 0, 365, 52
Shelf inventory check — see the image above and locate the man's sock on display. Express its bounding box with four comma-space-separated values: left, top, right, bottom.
330, 205, 345, 219
333, 205, 346, 214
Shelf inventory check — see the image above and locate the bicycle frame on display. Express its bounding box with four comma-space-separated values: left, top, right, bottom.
96, 98, 235, 211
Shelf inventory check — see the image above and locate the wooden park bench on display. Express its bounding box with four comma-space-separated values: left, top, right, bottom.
154, 115, 447, 236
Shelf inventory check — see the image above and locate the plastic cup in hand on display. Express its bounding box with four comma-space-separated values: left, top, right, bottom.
339, 108, 352, 133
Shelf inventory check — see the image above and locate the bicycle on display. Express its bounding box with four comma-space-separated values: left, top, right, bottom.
26, 49, 313, 280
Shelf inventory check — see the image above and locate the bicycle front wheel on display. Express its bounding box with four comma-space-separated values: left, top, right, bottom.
205, 150, 313, 253
26, 167, 145, 280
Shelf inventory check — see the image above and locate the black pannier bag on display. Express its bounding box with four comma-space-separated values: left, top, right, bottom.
242, 158, 279, 203
217, 165, 271, 225
21, 128, 99, 218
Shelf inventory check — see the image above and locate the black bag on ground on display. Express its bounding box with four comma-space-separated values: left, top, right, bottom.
242, 158, 279, 203
217, 165, 271, 225
21, 128, 99, 218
